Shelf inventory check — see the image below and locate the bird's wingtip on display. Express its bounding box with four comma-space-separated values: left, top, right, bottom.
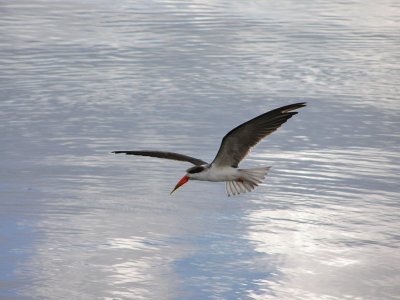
282, 102, 307, 113
293, 102, 307, 107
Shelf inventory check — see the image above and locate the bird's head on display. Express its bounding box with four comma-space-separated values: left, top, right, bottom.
170, 165, 207, 194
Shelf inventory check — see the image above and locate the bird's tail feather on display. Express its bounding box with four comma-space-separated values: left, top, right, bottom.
226, 167, 271, 196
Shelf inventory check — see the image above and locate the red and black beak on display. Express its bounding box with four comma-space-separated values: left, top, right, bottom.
170, 175, 189, 195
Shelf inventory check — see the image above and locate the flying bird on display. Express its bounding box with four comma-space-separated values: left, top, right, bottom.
112, 102, 306, 196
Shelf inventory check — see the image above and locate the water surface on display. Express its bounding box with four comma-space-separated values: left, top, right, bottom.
1, 1, 399, 299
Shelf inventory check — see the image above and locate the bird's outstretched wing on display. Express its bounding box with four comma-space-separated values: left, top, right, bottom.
112, 150, 207, 166
211, 102, 306, 168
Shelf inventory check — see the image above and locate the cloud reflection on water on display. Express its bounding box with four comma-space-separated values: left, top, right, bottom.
1, 0, 399, 299
244, 147, 399, 299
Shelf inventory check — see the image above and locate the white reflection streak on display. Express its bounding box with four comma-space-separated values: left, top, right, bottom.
244, 147, 399, 299
103, 236, 169, 299
107, 236, 158, 251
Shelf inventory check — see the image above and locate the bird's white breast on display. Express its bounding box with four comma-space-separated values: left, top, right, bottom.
189, 165, 239, 182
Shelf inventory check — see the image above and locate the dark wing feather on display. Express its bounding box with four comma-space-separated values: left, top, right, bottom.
112, 150, 207, 166
211, 102, 306, 167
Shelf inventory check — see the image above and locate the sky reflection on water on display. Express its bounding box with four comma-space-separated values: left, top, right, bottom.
0, 0, 399, 299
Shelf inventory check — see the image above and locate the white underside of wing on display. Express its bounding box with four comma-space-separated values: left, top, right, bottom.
226, 180, 253, 196
225, 166, 271, 196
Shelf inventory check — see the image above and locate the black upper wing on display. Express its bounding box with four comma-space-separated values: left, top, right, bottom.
211, 102, 306, 168
112, 150, 207, 166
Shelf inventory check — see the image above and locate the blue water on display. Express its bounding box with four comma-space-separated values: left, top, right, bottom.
1, 1, 399, 299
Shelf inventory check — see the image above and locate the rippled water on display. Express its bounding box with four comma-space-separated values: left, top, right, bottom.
1, 1, 399, 299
